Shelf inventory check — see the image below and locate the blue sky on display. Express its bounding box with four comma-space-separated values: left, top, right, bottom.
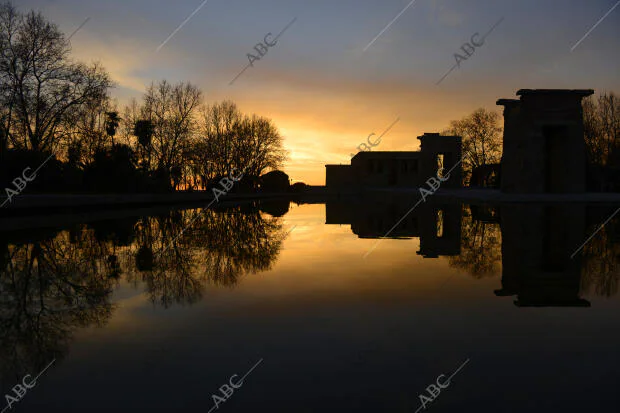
17, 0, 620, 183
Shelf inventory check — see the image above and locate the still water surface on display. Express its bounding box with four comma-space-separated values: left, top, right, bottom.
1, 198, 619, 412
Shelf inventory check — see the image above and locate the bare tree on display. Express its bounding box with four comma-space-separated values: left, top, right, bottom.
243, 115, 287, 176
142, 80, 202, 174
583, 92, 620, 167
199, 100, 243, 178
0, 2, 112, 154
197, 100, 287, 182
583, 91, 620, 190
583, 96, 604, 166
444, 108, 503, 185
64, 91, 114, 166
0, 2, 20, 159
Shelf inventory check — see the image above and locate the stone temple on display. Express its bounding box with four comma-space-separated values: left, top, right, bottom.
326, 89, 594, 194
497, 89, 594, 193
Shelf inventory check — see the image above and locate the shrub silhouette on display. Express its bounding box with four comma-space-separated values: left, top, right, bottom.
260, 170, 290, 192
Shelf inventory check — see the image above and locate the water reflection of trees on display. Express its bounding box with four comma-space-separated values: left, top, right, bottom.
447, 206, 502, 278
122, 205, 287, 306
580, 217, 620, 297
0, 205, 288, 379
0, 229, 114, 382
123, 210, 203, 308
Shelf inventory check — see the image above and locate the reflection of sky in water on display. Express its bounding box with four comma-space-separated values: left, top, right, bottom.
2, 202, 620, 412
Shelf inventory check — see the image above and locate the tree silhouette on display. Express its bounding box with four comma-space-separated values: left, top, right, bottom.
142, 80, 202, 174
133, 119, 154, 171
260, 170, 290, 192
105, 111, 121, 147
0, 2, 111, 153
583, 92, 620, 191
444, 108, 503, 186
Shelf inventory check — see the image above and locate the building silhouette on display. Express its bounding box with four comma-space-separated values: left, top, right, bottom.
497, 89, 594, 193
326, 133, 462, 189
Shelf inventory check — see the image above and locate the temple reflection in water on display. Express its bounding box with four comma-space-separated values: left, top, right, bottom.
326, 195, 461, 258
497, 205, 590, 307
324, 196, 619, 308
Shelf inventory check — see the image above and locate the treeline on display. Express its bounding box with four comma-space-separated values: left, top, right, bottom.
0, 2, 288, 194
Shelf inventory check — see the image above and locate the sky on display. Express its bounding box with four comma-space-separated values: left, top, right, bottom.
16, 0, 620, 184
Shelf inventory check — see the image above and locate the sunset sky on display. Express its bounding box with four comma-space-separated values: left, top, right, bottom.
19, 0, 620, 184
